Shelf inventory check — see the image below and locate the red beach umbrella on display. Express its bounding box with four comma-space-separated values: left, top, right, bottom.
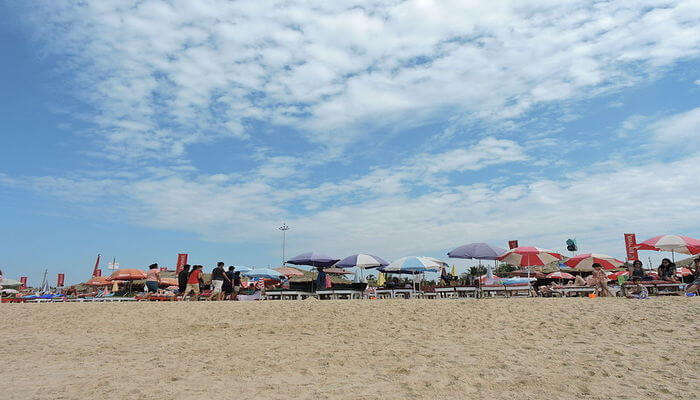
635, 235, 700, 255
564, 253, 624, 270
85, 276, 111, 286
546, 271, 575, 280
159, 278, 178, 287
106, 269, 147, 281
498, 247, 564, 266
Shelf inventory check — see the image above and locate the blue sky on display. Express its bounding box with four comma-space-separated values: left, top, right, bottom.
1, 1, 699, 285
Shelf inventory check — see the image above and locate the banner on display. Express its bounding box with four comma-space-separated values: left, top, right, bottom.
57, 273, 65, 287
176, 253, 189, 273
624, 233, 639, 261
92, 253, 101, 277
94, 269, 102, 277
19, 276, 27, 289
508, 240, 519, 249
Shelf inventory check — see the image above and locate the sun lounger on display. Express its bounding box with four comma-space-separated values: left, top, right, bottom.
315, 289, 363, 300
434, 287, 457, 299
551, 286, 595, 297
622, 280, 684, 296
480, 285, 509, 298
454, 286, 478, 298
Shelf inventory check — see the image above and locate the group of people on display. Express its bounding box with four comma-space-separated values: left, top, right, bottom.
177, 262, 243, 300
143, 262, 244, 300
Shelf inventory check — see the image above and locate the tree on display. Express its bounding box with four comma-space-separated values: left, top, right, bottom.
494, 263, 517, 276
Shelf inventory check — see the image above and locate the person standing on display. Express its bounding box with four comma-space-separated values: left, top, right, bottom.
145, 263, 160, 293
223, 266, 234, 300
591, 263, 611, 297
658, 258, 677, 281
177, 264, 190, 294
181, 265, 204, 300
209, 262, 230, 301
232, 268, 242, 300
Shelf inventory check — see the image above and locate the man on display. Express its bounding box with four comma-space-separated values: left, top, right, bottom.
223, 266, 235, 300
209, 262, 230, 301
232, 268, 242, 301
181, 265, 203, 300
177, 264, 190, 295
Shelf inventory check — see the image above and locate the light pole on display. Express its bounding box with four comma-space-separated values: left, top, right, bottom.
278, 223, 290, 266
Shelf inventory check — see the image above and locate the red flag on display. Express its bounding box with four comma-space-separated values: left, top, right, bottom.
92, 254, 101, 277
19, 276, 27, 289
176, 253, 188, 273
508, 240, 519, 249
57, 273, 65, 287
624, 234, 639, 261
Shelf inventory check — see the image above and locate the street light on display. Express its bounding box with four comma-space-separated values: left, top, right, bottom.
278, 223, 290, 266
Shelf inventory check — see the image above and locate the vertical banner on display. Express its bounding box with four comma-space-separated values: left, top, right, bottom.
176, 253, 188, 273
508, 240, 519, 249
19, 276, 28, 289
624, 233, 639, 261
92, 253, 102, 277
57, 273, 65, 287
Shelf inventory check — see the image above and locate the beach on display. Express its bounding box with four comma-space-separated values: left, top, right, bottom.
2, 298, 698, 400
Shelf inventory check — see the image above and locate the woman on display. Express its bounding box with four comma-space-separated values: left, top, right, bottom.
181, 265, 203, 300
658, 258, 677, 281
629, 260, 651, 281
685, 257, 700, 294
145, 263, 160, 293
591, 263, 611, 297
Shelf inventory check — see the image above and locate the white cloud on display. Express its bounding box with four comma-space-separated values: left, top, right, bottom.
19, 0, 700, 159
649, 107, 700, 145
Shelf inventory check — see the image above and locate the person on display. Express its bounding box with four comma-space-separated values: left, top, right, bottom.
232, 268, 242, 300
591, 263, 611, 297
223, 266, 235, 299
209, 262, 230, 301
685, 257, 700, 295
178, 264, 191, 294
573, 274, 586, 286
629, 260, 649, 281
145, 263, 160, 293
181, 265, 204, 300
0, 268, 4, 290
315, 267, 327, 292
625, 282, 649, 299
658, 258, 677, 281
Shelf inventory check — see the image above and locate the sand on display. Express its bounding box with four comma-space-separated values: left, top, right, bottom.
1, 298, 698, 400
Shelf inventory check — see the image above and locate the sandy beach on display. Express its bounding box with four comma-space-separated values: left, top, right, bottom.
2, 298, 697, 400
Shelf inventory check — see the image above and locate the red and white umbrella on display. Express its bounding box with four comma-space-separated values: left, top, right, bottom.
676, 267, 693, 277
635, 235, 700, 255
546, 271, 575, 280
564, 253, 624, 270
498, 246, 564, 266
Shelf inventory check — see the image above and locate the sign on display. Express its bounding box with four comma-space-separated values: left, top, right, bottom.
624, 233, 639, 261
176, 253, 189, 273
94, 269, 102, 277
57, 273, 65, 287
508, 240, 519, 249
19, 276, 27, 289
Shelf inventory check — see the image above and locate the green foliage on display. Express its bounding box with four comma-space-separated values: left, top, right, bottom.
468, 266, 487, 277
494, 263, 517, 276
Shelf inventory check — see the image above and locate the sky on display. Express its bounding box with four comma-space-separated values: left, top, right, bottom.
1, 0, 699, 285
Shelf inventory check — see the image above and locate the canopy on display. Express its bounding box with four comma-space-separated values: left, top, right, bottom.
286, 252, 340, 268
635, 235, 700, 255
564, 253, 624, 270
242, 268, 283, 280
498, 247, 563, 267
447, 243, 506, 260
335, 254, 389, 269
106, 269, 147, 281
274, 267, 305, 277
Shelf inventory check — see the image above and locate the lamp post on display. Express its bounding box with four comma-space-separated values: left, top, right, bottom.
278, 223, 290, 266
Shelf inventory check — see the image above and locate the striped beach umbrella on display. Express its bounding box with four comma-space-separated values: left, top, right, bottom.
546, 271, 575, 280
335, 254, 389, 269
635, 235, 700, 255
497, 246, 564, 267
384, 256, 447, 273
564, 253, 624, 270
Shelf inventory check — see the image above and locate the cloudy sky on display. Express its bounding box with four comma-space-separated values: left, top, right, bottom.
1, 0, 699, 284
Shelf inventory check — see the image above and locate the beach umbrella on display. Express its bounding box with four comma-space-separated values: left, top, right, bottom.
635, 235, 700, 256
447, 243, 506, 260
546, 271, 575, 280
564, 253, 624, 270
274, 267, 305, 277
85, 276, 111, 286
676, 267, 693, 277
106, 269, 147, 281
158, 278, 178, 287
385, 256, 447, 272
287, 252, 340, 268
498, 247, 564, 267
335, 254, 389, 269
322, 268, 354, 275
242, 268, 283, 280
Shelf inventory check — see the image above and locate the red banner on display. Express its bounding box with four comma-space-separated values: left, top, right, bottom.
57, 273, 65, 287
19, 276, 27, 289
508, 240, 519, 249
624, 234, 639, 261
176, 253, 188, 273
92, 253, 101, 277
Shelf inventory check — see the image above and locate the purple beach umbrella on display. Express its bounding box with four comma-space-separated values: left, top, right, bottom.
286, 252, 340, 268
447, 243, 506, 260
